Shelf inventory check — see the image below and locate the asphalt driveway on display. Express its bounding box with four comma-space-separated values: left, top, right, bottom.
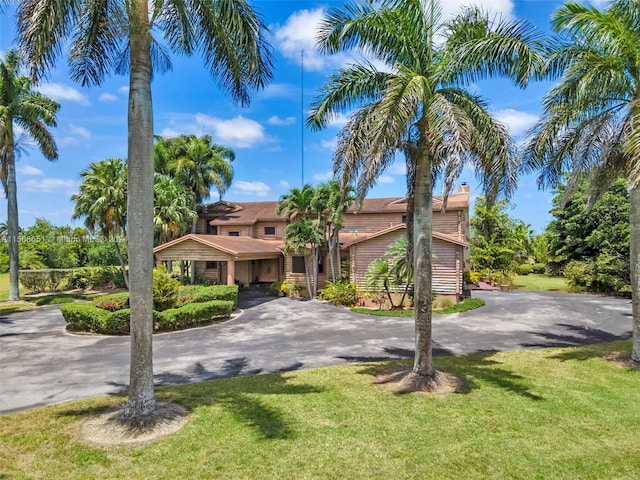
0, 290, 632, 414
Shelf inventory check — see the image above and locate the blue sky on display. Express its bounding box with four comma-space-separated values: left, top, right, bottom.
0, 0, 608, 233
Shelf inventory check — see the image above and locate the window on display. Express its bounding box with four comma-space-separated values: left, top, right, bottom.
401, 215, 407, 224
206, 261, 217, 270
264, 226, 276, 236
318, 256, 324, 274
292, 256, 306, 273
228, 231, 240, 236
207, 224, 218, 235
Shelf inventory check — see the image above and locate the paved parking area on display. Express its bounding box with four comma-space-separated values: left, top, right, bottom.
0, 290, 632, 413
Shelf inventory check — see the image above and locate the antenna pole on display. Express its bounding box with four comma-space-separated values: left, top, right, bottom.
301, 48, 304, 187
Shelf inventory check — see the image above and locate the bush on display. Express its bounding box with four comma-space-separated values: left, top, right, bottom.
61, 303, 112, 333
318, 280, 359, 307
93, 292, 129, 312
531, 263, 546, 274
176, 284, 239, 306
433, 298, 454, 310
155, 300, 234, 331
69, 266, 127, 290
19, 269, 74, 293
153, 266, 181, 311
516, 264, 532, 276
61, 299, 233, 335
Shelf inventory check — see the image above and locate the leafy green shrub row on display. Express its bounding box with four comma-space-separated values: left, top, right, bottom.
531, 263, 546, 274
516, 264, 532, 276
19, 269, 74, 293
61, 300, 233, 335
318, 280, 359, 307
563, 257, 631, 296
176, 284, 239, 306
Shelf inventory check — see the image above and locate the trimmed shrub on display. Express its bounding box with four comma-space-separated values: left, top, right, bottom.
176, 284, 238, 306
516, 264, 532, 276
69, 266, 127, 289
531, 263, 546, 274
61, 303, 112, 333
155, 300, 233, 331
107, 309, 131, 334
318, 280, 359, 307
19, 269, 74, 293
93, 292, 129, 312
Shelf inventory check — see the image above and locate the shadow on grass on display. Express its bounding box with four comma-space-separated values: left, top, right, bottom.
63, 357, 320, 440
336, 343, 455, 363
356, 350, 543, 401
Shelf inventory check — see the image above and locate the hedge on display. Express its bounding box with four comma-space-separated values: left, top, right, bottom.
19, 269, 74, 293
176, 284, 239, 306
69, 266, 127, 290
92, 292, 129, 311
61, 300, 233, 335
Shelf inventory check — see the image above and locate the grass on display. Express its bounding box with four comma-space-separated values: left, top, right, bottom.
2, 340, 638, 479
351, 297, 485, 317
514, 273, 568, 291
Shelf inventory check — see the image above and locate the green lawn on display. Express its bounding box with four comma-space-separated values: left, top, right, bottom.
514, 273, 569, 291
352, 297, 485, 317
1, 341, 638, 479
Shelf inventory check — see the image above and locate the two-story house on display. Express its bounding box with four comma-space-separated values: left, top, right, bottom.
153, 184, 470, 301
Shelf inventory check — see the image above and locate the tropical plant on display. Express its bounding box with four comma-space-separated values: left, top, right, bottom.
308, 0, 542, 387
365, 236, 413, 309
522, 0, 640, 361
0, 49, 59, 301
16, 0, 273, 421
153, 174, 197, 245
72, 158, 129, 287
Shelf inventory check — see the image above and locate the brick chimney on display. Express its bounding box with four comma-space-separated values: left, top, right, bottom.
458, 182, 470, 193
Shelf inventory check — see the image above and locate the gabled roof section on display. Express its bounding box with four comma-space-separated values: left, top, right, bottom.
348, 192, 468, 214
341, 224, 468, 248
153, 234, 283, 256
207, 201, 285, 226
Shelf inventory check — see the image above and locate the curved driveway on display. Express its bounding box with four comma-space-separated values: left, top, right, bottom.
0, 290, 632, 414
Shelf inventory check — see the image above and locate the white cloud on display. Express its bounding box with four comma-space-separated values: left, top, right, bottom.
232, 181, 270, 197
261, 83, 298, 99
37, 83, 90, 106
161, 114, 269, 149
326, 112, 351, 128
320, 138, 337, 151
268, 115, 296, 126
99, 93, 118, 102
494, 108, 539, 137
23, 178, 76, 194
196, 114, 267, 149
378, 175, 395, 184
274, 8, 352, 72
118, 86, 129, 94
69, 124, 91, 139
17, 165, 44, 176
387, 162, 407, 175
313, 170, 333, 182
278, 180, 291, 189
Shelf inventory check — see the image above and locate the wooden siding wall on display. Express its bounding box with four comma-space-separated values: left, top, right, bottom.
253, 221, 285, 240
283, 254, 329, 294
195, 261, 219, 283
235, 261, 250, 287
350, 230, 406, 289
343, 213, 405, 232
218, 225, 251, 237
155, 240, 230, 262
195, 217, 208, 234
350, 233, 462, 295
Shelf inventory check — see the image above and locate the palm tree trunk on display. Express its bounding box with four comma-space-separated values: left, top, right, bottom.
6, 135, 19, 302
123, 4, 157, 420
112, 233, 129, 289
630, 187, 640, 362
412, 143, 435, 377
303, 253, 313, 299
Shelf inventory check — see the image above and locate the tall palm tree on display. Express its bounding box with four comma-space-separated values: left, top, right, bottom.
16, 0, 273, 421
0, 49, 59, 301
523, 0, 640, 362
71, 158, 129, 288
308, 0, 542, 389
153, 174, 197, 245
156, 134, 234, 207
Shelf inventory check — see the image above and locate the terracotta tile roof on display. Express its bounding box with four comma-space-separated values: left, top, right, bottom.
341, 224, 468, 248
153, 234, 283, 257
348, 193, 468, 214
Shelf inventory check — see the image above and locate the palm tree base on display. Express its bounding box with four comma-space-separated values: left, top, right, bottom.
373, 366, 463, 394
